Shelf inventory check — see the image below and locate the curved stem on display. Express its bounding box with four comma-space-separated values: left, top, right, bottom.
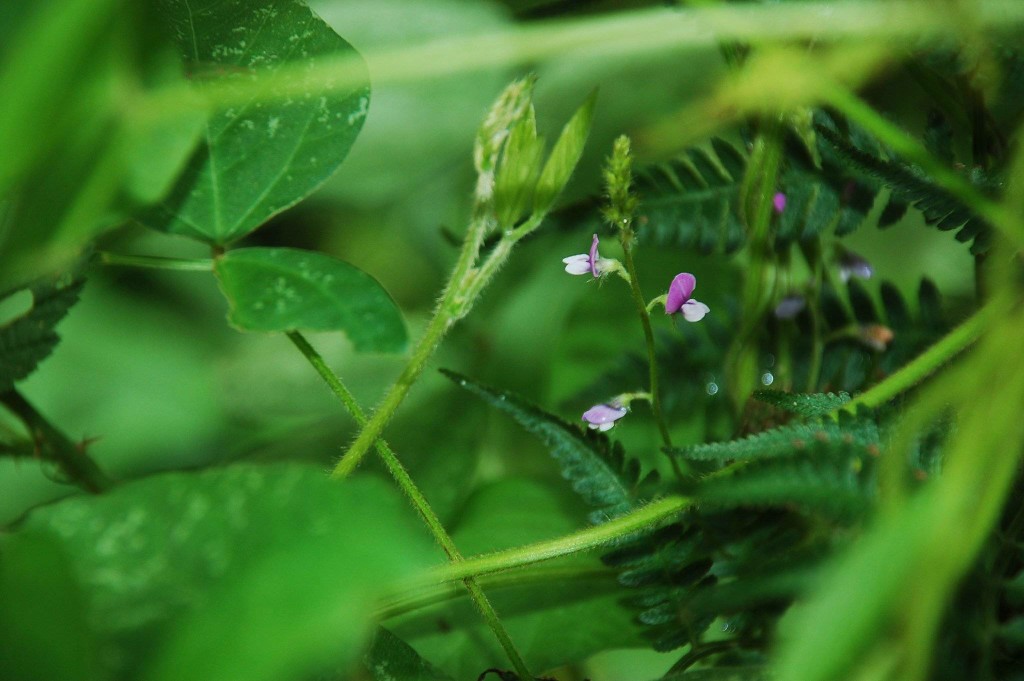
380, 564, 617, 621
287, 332, 533, 680
837, 297, 1000, 415
428, 495, 690, 584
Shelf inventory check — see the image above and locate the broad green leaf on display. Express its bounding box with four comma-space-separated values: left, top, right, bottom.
16, 463, 437, 680
363, 627, 453, 681
442, 369, 654, 523
0, 531, 100, 681
532, 90, 598, 216
143, 0, 370, 244
0, 265, 85, 392
393, 479, 643, 679
215, 247, 406, 352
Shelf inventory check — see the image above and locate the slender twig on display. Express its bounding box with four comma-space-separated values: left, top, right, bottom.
98, 252, 215, 271
618, 237, 686, 481
0, 389, 110, 493
286, 331, 533, 680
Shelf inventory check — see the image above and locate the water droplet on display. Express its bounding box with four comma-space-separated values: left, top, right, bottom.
705, 382, 719, 396
761, 372, 774, 386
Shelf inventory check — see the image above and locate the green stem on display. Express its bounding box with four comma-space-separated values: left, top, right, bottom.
826, 86, 1024, 248
0, 389, 110, 493
617, 234, 686, 480
332, 213, 495, 478
837, 297, 1000, 415
98, 252, 215, 272
428, 495, 689, 584
286, 331, 533, 680
379, 564, 615, 621
727, 119, 784, 411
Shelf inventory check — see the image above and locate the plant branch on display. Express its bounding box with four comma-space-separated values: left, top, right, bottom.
286, 331, 533, 680
0, 389, 110, 493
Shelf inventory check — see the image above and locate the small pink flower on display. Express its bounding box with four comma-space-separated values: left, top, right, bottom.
563, 234, 606, 277
773, 192, 787, 214
665, 273, 710, 322
582, 402, 628, 431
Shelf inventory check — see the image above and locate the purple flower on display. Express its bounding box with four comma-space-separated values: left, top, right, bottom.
582, 402, 628, 431
838, 249, 873, 283
563, 234, 603, 277
665, 273, 710, 322
774, 294, 806, 319
773, 192, 787, 214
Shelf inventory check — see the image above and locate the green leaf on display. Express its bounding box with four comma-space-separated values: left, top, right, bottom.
214, 247, 406, 352
442, 369, 655, 523
634, 139, 746, 254
494, 106, 544, 230
0, 531, 100, 681
815, 114, 992, 253
695, 455, 873, 521
0, 265, 85, 392
363, 627, 453, 681
532, 89, 598, 216
142, 0, 370, 244
17, 463, 436, 680
753, 390, 851, 417
669, 413, 879, 464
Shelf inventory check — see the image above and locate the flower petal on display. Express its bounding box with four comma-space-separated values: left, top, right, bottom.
588, 234, 600, 277
582, 403, 627, 427
773, 192, 787, 214
562, 254, 592, 275
665, 273, 696, 314
774, 294, 806, 319
681, 299, 710, 322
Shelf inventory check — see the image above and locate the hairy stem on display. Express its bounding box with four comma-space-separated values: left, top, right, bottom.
618, 235, 686, 480
332, 213, 495, 478
287, 331, 533, 680
0, 389, 110, 493
429, 495, 689, 584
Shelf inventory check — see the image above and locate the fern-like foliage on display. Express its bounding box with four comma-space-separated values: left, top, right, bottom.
441, 369, 657, 523
669, 411, 878, 464
814, 112, 995, 253
633, 139, 747, 254
753, 390, 850, 417
633, 123, 879, 253
0, 267, 86, 392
